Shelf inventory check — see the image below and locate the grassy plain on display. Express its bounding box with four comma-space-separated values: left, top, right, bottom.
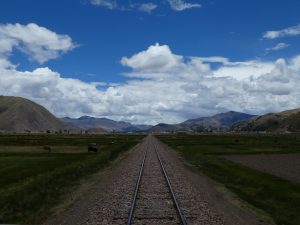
157, 134, 300, 225
0, 134, 144, 224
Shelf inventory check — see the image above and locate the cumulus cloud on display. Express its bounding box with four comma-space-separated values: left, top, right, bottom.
138, 3, 158, 13
121, 43, 183, 75
121, 44, 213, 81
0, 23, 75, 64
2, 41, 300, 125
264, 24, 300, 39
167, 0, 201, 11
266, 43, 289, 52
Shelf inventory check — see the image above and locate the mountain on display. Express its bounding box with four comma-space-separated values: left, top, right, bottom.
150, 111, 255, 133
61, 116, 151, 132
231, 108, 300, 132
85, 127, 108, 134
149, 123, 178, 133
0, 96, 72, 133
183, 111, 255, 127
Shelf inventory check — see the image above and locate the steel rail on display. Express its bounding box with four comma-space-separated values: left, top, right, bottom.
153, 139, 188, 225
127, 149, 147, 225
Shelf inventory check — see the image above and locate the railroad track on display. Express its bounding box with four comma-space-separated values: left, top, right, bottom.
126, 137, 187, 225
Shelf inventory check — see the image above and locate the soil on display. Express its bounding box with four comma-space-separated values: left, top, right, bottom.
224, 153, 300, 183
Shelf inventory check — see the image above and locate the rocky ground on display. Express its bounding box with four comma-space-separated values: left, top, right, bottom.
224, 153, 300, 183
44, 136, 271, 225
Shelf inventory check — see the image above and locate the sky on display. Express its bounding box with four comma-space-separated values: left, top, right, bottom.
1, 0, 300, 124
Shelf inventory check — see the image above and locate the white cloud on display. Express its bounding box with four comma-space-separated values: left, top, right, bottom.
121, 44, 212, 81
291, 55, 300, 71
264, 24, 300, 39
138, 3, 158, 13
89, 0, 202, 12
119, 44, 300, 122
90, 0, 117, 9
0, 23, 75, 64
167, 0, 201, 11
266, 42, 289, 52
2, 41, 300, 125
213, 60, 275, 81
121, 43, 183, 75
0, 58, 15, 70
195, 56, 230, 65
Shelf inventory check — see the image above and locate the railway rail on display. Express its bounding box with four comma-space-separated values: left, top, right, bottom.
126, 137, 187, 225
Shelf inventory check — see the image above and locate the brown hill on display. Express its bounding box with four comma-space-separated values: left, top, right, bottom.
231, 108, 300, 132
0, 96, 71, 133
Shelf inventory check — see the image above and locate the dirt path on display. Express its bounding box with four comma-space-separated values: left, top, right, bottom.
44, 136, 271, 225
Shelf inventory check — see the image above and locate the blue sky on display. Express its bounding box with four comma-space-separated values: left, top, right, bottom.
1, 0, 300, 124
2, 0, 300, 82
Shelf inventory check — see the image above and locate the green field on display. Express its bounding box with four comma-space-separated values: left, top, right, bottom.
157, 134, 300, 225
0, 134, 144, 224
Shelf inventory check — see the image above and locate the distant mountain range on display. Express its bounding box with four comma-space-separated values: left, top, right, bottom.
150, 111, 256, 133
0, 96, 73, 133
61, 116, 151, 132
2, 95, 300, 133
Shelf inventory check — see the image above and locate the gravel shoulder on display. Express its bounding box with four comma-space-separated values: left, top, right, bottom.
43, 136, 272, 225
224, 153, 300, 183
